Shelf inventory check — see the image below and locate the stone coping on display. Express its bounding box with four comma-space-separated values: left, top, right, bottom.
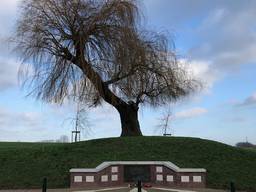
70, 161, 206, 173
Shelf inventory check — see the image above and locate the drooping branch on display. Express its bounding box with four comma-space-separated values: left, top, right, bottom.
104, 66, 138, 85
14, 0, 199, 109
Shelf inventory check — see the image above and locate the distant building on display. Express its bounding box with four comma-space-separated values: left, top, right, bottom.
236, 142, 254, 148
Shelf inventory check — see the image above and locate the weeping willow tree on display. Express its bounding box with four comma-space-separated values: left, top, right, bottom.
14, 0, 199, 136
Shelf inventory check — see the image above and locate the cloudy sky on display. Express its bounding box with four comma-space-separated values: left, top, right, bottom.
0, 0, 256, 145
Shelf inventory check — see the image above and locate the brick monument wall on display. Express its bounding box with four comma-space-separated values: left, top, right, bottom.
70, 161, 206, 189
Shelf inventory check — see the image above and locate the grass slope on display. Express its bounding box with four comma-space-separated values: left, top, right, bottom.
0, 136, 256, 190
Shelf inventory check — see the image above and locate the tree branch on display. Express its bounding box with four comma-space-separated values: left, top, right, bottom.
104, 69, 135, 85
72, 40, 126, 107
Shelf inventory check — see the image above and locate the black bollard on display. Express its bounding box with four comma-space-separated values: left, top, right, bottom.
137, 180, 142, 192
230, 181, 235, 192
42, 177, 47, 192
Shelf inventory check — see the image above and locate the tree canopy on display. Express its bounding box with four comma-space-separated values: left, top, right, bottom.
14, 0, 199, 136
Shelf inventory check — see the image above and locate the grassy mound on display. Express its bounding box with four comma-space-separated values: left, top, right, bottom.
0, 136, 256, 190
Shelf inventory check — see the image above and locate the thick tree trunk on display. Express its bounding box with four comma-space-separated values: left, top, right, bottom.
74, 50, 143, 137
116, 103, 142, 137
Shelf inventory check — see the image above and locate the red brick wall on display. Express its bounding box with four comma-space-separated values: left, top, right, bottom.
70, 164, 206, 189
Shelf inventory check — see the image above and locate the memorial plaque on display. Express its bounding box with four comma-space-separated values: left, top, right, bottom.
124, 165, 151, 182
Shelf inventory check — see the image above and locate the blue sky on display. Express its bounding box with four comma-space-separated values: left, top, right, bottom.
0, 0, 256, 145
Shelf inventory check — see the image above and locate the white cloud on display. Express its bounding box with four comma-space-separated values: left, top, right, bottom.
0, 105, 68, 142
186, 59, 219, 91
0, 106, 41, 128
19, 112, 41, 126
174, 107, 207, 120
236, 92, 256, 107
0, 0, 19, 35
0, 59, 19, 91
200, 8, 227, 29
0, 0, 20, 60
0, 1, 21, 86
192, 4, 256, 72
177, 58, 219, 98
0, 0, 19, 8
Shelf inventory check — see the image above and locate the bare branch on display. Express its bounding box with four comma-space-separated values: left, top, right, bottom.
13, 0, 200, 136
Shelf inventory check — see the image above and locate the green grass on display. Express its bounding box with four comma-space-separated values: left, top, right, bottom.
0, 136, 256, 190
243, 147, 256, 153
